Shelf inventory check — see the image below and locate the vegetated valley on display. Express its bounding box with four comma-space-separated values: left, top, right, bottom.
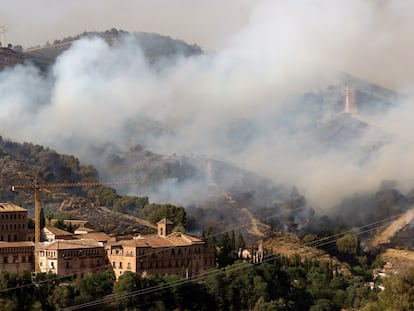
1, 29, 414, 310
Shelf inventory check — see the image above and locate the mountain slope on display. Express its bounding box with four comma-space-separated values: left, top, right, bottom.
21, 28, 202, 71
0, 136, 155, 234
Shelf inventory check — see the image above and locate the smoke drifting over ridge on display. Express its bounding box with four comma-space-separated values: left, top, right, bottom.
1, 0, 414, 210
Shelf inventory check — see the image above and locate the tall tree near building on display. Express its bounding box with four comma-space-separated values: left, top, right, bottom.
230, 230, 236, 251
40, 208, 45, 229
237, 233, 246, 251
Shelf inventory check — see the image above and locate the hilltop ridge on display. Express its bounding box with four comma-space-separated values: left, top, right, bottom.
0, 28, 202, 71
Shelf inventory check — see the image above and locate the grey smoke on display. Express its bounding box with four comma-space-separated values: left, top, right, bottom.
1, 0, 414, 211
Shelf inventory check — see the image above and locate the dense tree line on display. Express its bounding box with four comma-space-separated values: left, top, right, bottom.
0, 252, 398, 310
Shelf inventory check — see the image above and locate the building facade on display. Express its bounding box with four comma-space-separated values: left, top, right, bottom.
39, 239, 108, 277
42, 226, 74, 242
106, 219, 215, 279
0, 241, 34, 273
0, 203, 35, 273
0, 203, 33, 242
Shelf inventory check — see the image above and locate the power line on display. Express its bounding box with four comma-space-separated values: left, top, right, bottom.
0, 204, 305, 294
0, 203, 403, 299
60, 211, 404, 310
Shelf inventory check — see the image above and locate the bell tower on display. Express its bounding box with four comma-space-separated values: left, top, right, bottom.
157, 218, 174, 237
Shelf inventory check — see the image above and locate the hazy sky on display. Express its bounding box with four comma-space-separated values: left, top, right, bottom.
0, 0, 253, 51
1, 0, 414, 89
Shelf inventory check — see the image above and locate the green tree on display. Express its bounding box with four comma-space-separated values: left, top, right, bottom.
45, 211, 53, 226
336, 233, 360, 255
71, 271, 114, 306
202, 227, 217, 250
375, 266, 414, 311
253, 297, 281, 311
54, 219, 66, 230
217, 233, 237, 267
113, 196, 149, 215
141, 203, 186, 228
0, 298, 17, 311
48, 285, 74, 310
113, 271, 145, 309
40, 208, 45, 229
236, 233, 246, 252
27, 218, 34, 229
230, 230, 236, 251
309, 299, 333, 311
224, 263, 261, 310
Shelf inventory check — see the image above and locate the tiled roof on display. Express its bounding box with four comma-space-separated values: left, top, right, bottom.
108, 232, 204, 248
44, 226, 73, 236
0, 203, 27, 212
157, 218, 173, 225
40, 239, 102, 250
74, 232, 111, 242
0, 241, 34, 248
74, 226, 95, 233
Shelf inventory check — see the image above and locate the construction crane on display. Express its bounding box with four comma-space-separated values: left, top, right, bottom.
11, 177, 138, 272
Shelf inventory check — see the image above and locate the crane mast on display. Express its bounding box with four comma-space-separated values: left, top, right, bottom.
11, 178, 138, 272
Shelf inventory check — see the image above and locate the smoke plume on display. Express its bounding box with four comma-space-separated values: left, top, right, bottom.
1, 0, 414, 211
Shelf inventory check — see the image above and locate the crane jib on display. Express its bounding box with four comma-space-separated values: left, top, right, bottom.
11, 180, 138, 191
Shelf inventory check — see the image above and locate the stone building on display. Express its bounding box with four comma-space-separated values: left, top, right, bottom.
0, 241, 34, 273
42, 226, 74, 242
0, 203, 33, 242
0, 203, 35, 273
38, 239, 108, 277
106, 218, 215, 279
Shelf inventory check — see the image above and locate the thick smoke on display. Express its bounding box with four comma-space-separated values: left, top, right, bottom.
1, 0, 414, 211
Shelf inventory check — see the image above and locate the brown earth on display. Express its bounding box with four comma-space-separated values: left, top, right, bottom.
263, 234, 352, 276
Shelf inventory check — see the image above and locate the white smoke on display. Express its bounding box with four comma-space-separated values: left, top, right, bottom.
1, 0, 414, 210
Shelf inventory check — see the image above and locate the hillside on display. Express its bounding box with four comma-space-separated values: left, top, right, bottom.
97, 143, 310, 238
19, 28, 202, 71
1, 28, 413, 246
0, 47, 24, 69
0, 136, 155, 235
263, 234, 352, 275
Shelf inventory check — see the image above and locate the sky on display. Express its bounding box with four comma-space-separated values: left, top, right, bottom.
1, 0, 414, 210
0, 0, 253, 52
1, 0, 414, 89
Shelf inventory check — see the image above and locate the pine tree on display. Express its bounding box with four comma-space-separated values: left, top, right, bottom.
236, 233, 246, 251
39, 208, 45, 229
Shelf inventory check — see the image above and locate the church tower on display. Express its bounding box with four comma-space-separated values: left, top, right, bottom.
157, 218, 174, 237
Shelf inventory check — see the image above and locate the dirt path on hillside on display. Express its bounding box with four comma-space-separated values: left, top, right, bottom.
370, 208, 414, 247
241, 208, 270, 237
